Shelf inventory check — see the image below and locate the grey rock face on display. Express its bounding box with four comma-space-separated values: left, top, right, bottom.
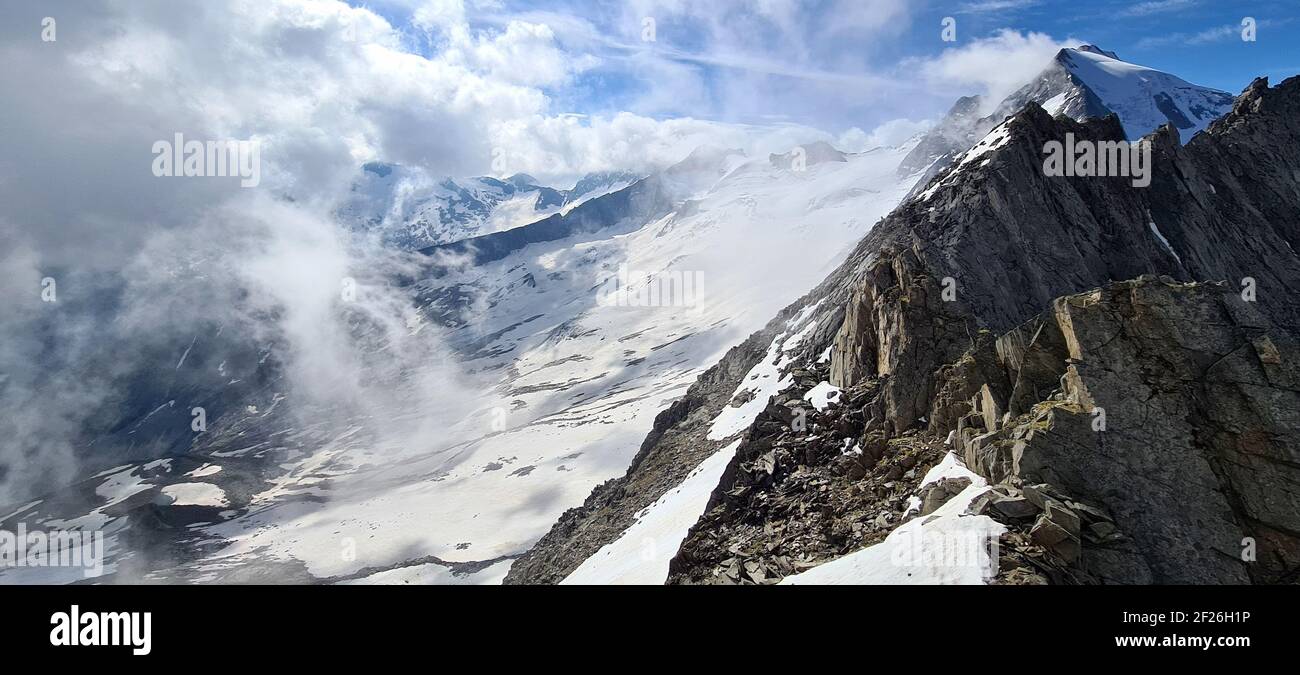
961, 279, 1300, 583
921, 477, 972, 516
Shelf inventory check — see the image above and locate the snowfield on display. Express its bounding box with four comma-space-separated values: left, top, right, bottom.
159, 483, 229, 507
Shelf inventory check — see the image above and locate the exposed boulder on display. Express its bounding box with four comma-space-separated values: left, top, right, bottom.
921, 477, 972, 516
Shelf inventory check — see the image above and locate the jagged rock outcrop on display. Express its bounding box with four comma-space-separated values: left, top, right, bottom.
664, 277, 1299, 585
510, 75, 1300, 585
960, 278, 1300, 583
664, 373, 951, 584
828, 247, 973, 434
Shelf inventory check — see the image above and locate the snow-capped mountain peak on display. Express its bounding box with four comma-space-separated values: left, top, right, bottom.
1074, 44, 1119, 60
900, 44, 1235, 187
1053, 45, 1235, 141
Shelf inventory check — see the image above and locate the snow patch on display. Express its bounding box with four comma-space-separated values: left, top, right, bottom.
957, 121, 1012, 169
159, 483, 229, 507
1041, 91, 1070, 116
707, 336, 794, 440
341, 559, 512, 586
804, 381, 842, 412
185, 464, 223, 478
919, 451, 981, 489
1148, 220, 1182, 265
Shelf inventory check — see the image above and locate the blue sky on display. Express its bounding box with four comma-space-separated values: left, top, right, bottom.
354, 0, 1299, 136
932, 0, 1299, 91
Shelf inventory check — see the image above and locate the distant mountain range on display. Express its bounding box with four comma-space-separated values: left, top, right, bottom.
336, 165, 640, 250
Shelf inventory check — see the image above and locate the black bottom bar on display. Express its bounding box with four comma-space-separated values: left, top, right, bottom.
2, 585, 1289, 663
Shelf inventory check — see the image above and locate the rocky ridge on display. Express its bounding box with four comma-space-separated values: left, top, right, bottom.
508, 75, 1300, 585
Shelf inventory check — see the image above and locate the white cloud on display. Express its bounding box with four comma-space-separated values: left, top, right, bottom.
0, 0, 508, 500
468, 20, 597, 86
915, 29, 1080, 113
1134, 17, 1292, 50
1135, 24, 1235, 49
836, 118, 933, 152
0, 0, 1077, 503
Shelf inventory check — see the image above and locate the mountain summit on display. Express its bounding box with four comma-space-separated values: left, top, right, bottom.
1050, 45, 1236, 140
901, 46, 1235, 178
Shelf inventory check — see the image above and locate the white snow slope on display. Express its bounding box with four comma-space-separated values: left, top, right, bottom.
562, 439, 744, 585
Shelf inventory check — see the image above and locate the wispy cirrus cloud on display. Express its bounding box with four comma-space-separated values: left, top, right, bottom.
1134, 24, 1233, 49
1120, 0, 1199, 17
956, 0, 1041, 14
1135, 17, 1290, 49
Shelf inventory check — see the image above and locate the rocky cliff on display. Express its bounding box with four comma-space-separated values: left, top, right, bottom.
507, 75, 1300, 585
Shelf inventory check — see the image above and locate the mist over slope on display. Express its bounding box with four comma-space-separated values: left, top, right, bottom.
0, 129, 929, 582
